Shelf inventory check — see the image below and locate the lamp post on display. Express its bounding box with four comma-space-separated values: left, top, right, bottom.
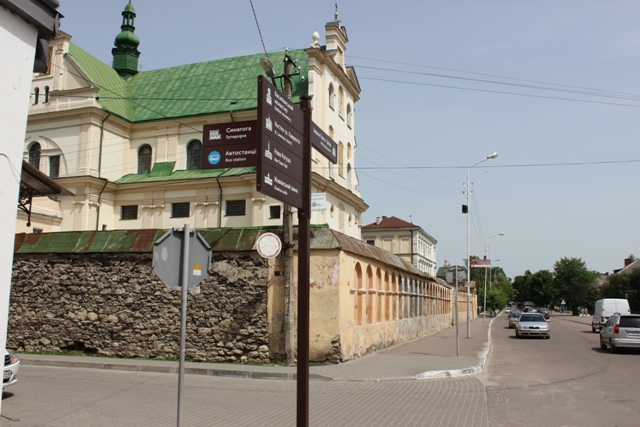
483, 232, 504, 322
466, 152, 498, 338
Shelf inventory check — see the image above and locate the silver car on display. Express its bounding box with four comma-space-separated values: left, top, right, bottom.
3, 350, 19, 388
515, 313, 550, 339
508, 311, 520, 329
599, 313, 640, 353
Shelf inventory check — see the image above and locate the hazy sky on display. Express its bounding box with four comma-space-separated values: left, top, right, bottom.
56, 1, 640, 279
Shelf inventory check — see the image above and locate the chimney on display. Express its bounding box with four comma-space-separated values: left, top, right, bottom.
625, 257, 633, 267
375, 217, 382, 225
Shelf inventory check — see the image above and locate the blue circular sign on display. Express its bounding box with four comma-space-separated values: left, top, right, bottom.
208, 151, 221, 165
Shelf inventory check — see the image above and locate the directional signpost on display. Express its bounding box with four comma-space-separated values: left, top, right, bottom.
256, 76, 337, 427
257, 77, 305, 209
202, 121, 258, 169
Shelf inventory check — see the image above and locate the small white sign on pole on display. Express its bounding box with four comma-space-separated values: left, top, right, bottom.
311, 193, 326, 212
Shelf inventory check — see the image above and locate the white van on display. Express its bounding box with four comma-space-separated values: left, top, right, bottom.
592, 299, 631, 332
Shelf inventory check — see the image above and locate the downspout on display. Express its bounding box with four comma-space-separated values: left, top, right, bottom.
95, 112, 111, 230
216, 176, 223, 227
410, 229, 414, 267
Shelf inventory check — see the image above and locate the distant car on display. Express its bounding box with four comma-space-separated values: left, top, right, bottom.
508, 311, 521, 328
3, 350, 20, 388
538, 308, 550, 320
599, 313, 640, 353
516, 313, 550, 339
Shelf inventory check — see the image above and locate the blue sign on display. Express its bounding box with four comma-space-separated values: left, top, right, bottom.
208, 151, 221, 165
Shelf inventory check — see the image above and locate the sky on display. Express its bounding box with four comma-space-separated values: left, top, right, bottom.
56, 1, 640, 279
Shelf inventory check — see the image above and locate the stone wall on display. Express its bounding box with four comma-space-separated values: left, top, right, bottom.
9, 252, 270, 363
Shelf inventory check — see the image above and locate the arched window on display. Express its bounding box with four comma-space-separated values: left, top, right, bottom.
338, 86, 344, 115
186, 140, 202, 170
346, 104, 352, 127
328, 83, 335, 109
347, 142, 352, 161
33, 87, 39, 105
44, 86, 50, 103
29, 143, 41, 169
338, 142, 344, 177
138, 144, 152, 174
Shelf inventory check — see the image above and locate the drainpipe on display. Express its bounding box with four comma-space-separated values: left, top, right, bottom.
95, 112, 111, 231
410, 229, 414, 267
216, 176, 223, 227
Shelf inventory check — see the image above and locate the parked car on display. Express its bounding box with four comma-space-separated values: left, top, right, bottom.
516, 313, 550, 339
3, 350, 20, 388
599, 313, 640, 353
592, 299, 630, 332
508, 311, 521, 328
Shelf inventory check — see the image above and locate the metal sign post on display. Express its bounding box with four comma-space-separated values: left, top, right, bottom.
152, 225, 211, 427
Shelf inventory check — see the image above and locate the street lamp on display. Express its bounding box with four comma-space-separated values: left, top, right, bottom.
483, 232, 504, 322
466, 152, 498, 337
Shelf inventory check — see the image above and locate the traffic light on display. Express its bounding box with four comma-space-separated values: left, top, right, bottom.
462, 204, 468, 214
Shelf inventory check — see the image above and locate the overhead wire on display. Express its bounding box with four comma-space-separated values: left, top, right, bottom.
31, 27, 640, 198
350, 55, 640, 99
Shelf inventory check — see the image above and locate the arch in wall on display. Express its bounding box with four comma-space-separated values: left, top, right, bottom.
354, 262, 363, 326
366, 265, 373, 324
376, 268, 382, 322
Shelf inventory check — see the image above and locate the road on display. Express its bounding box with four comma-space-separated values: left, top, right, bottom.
3, 315, 638, 426
484, 315, 640, 427
1, 365, 486, 426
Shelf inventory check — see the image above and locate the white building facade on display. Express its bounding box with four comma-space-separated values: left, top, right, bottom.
362, 216, 438, 276
19, 4, 367, 238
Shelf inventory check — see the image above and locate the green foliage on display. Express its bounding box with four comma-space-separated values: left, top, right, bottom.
473, 258, 514, 311
512, 269, 555, 307
601, 268, 640, 312
512, 257, 599, 314
553, 257, 598, 314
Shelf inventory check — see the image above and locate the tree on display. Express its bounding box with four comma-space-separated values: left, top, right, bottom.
553, 257, 598, 315
602, 268, 640, 312
476, 262, 513, 311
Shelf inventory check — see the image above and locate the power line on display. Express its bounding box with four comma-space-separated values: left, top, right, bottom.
350, 56, 640, 98
358, 77, 640, 109
357, 159, 640, 170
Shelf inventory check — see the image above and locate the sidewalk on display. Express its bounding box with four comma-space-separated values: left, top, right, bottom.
18, 315, 495, 382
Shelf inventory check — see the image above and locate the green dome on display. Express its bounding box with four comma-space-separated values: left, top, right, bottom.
115, 30, 140, 48
124, 1, 135, 14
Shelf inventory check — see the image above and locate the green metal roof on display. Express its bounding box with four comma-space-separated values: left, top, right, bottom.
67, 44, 132, 119
68, 45, 309, 123
115, 165, 256, 184
13, 226, 434, 280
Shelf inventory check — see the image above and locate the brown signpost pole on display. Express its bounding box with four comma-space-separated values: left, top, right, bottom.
296, 96, 312, 427
257, 75, 336, 427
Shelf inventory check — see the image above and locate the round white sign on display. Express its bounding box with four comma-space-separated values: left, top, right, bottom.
256, 232, 282, 258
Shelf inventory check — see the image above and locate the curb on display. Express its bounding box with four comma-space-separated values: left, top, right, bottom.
415, 315, 494, 380
19, 357, 333, 381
